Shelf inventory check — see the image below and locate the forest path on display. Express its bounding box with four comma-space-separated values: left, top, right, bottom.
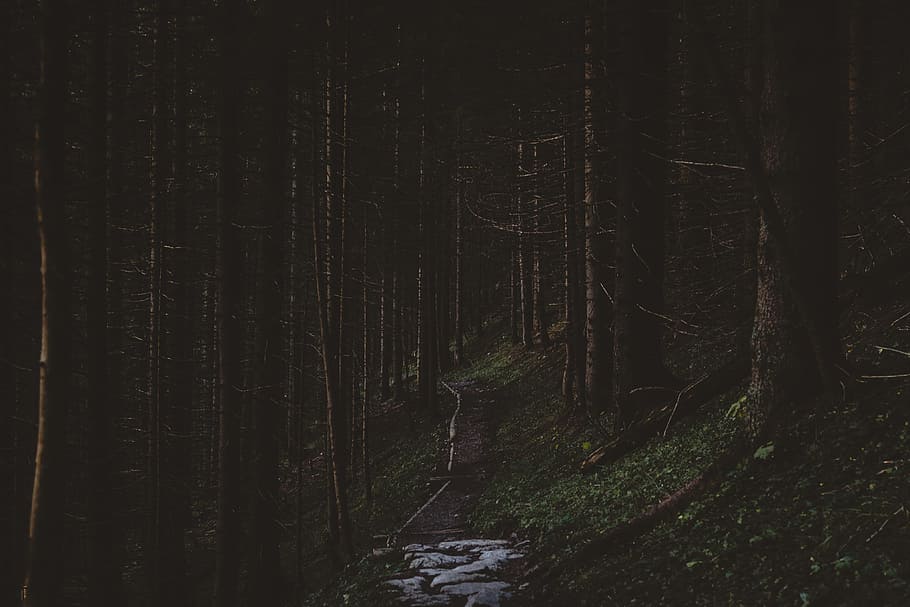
383, 380, 527, 607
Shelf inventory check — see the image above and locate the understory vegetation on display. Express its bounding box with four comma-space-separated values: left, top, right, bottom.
316, 304, 910, 606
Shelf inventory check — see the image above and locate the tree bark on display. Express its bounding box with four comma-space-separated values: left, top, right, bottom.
613, 0, 672, 428
252, 0, 288, 599
583, 1, 611, 413
147, 0, 170, 599
454, 140, 465, 366
532, 144, 550, 347
562, 123, 581, 411
747, 0, 841, 431
87, 2, 125, 605
517, 140, 534, 348
23, 1, 69, 605
213, 0, 244, 603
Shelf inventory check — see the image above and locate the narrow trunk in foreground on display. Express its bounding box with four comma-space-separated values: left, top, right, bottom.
23, 1, 68, 605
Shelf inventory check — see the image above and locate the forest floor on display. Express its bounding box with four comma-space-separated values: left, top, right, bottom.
382, 379, 528, 606
312, 294, 910, 606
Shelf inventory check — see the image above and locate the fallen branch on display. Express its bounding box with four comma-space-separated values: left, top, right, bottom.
580, 354, 749, 473
547, 436, 755, 585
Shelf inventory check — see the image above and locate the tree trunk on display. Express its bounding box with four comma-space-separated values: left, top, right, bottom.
454, 144, 465, 366
417, 56, 437, 411
562, 124, 581, 410
747, 1, 841, 432
316, 4, 353, 562
510, 246, 520, 344
532, 144, 550, 347
147, 0, 170, 599
735, 0, 762, 355
518, 141, 534, 348
362, 215, 372, 505
583, 2, 611, 413
613, 0, 672, 428
23, 1, 69, 605
86, 3, 125, 606
252, 0, 288, 599
213, 0, 244, 603
169, 2, 191, 602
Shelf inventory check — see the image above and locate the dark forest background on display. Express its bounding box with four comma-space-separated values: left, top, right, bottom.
2, 0, 909, 605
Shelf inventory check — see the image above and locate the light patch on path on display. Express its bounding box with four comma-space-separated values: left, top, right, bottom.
385, 540, 525, 607
383, 381, 527, 606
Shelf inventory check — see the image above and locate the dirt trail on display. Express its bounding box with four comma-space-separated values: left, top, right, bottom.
383, 380, 527, 607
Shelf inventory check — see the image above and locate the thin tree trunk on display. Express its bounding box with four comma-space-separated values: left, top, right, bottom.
510, 246, 520, 344
454, 141, 465, 366
213, 0, 244, 603
147, 0, 170, 599
562, 125, 580, 410
362, 216, 372, 505
169, 1, 191, 602
417, 60, 437, 411
87, 2, 125, 605
518, 141, 534, 348
532, 144, 550, 347
735, 0, 761, 355
252, 0, 288, 599
583, 2, 611, 413
23, 1, 69, 605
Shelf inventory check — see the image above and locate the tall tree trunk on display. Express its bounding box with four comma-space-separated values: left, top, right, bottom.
747, 1, 841, 433
23, 0, 69, 605
147, 0, 170, 599
583, 1, 611, 413
252, 0, 288, 599
380, 192, 394, 398
362, 215, 372, 505
613, 0, 672, 428
518, 141, 534, 348
417, 56, 437, 411
213, 0, 244, 603
454, 141, 465, 366
562, 124, 581, 410
87, 2, 125, 605
316, 4, 353, 562
391, 60, 404, 401
532, 144, 550, 347
735, 0, 761, 355
510, 246, 520, 344
168, 1, 191, 602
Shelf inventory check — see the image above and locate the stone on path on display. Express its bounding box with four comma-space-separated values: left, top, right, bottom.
383, 382, 526, 606
442, 581, 511, 605
407, 552, 473, 569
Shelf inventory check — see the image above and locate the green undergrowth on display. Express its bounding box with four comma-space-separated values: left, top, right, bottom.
458, 329, 910, 605
310, 311, 910, 605
302, 409, 446, 607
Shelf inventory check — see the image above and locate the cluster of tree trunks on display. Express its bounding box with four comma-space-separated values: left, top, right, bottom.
9, 0, 900, 603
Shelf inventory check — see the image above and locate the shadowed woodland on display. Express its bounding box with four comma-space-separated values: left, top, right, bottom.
2, 0, 910, 605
